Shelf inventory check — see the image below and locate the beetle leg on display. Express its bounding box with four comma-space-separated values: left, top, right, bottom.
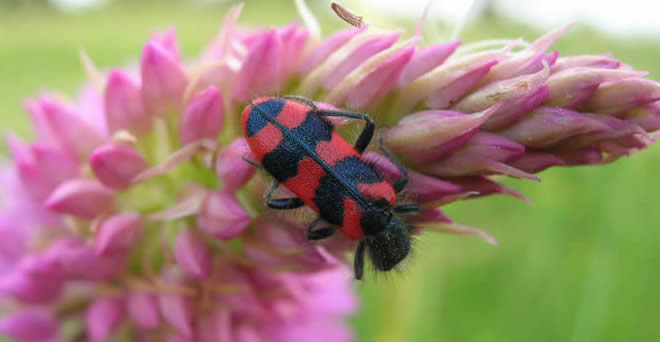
376, 135, 409, 193
316, 110, 375, 154
265, 182, 305, 209
393, 204, 420, 214
283, 95, 318, 110
305, 217, 337, 240
241, 153, 262, 169
354, 240, 366, 280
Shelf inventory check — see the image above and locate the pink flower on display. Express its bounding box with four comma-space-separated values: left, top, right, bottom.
1, 2, 659, 341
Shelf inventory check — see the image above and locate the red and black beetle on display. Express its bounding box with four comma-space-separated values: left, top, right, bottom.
241, 96, 420, 279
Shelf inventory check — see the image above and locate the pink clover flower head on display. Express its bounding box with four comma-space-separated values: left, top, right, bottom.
1, 1, 659, 340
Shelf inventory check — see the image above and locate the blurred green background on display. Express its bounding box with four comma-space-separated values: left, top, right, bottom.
1, 1, 659, 341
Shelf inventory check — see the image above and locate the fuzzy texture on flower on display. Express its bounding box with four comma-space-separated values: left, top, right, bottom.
1, 2, 659, 341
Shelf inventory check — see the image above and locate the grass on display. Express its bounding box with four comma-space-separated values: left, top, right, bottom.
1, 1, 660, 341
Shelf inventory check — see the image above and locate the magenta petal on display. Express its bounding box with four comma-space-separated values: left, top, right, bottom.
159, 271, 194, 338
45, 179, 115, 219
508, 152, 566, 173
552, 55, 621, 72
38, 96, 105, 159
481, 86, 550, 131
557, 147, 604, 165
427, 59, 498, 108
24, 99, 59, 146
234, 29, 282, 102
452, 176, 532, 204
498, 106, 609, 148
399, 41, 461, 86
197, 190, 250, 240
385, 106, 496, 163
140, 42, 187, 116
483, 25, 569, 82
181, 86, 225, 145
197, 310, 232, 342
90, 144, 148, 190
411, 207, 453, 224
624, 102, 660, 132
424, 132, 538, 181
13, 140, 80, 202
95, 213, 143, 256
104, 69, 151, 135
345, 46, 415, 109
563, 114, 648, 150
174, 229, 211, 279
300, 27, 364, 73
0, 309, 58, 342
31, 144, 80, 186
128, 292, 160, 329
0, 269, 62, 304
278, 22, 309, 77
361, 152, 462, 202
321, 33, 399, 89
584, 78, 660, 115
216, 138, 256, 191
86, 296, 125, 341
454, 63, 550, 114
151, 28, 181, 60
51, 239, 126, 281
546, 68, 644, 108
252, 218, 309, 251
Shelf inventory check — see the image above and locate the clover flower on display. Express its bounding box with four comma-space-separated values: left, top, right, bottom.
1, 2, 659, 341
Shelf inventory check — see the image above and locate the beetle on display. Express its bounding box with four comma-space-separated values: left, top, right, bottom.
241, 96, 420, 279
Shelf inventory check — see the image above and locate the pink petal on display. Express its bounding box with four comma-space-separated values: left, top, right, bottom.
234, 29, 282, 102
300, 27, 364, 73
508, 152, 566, 173
140, 42, 187, 116
45, 179, 115, 219
158, 270, 194, 338
546, 68, 644, 108
420, 221, 497, 245
384, 106, 496, 163
104, 69, 151, 135
128, 292, 160, 329
361, 152, 462, 203
197, 310, 232, 342
624, 102, 660, 132
424, 132, 538, 181
50, 238, 126, 281
345, 46, 415, 109
86, 296, 125, 341
481, 86, 549, 131
181, 86, 225, 145
197, 190, 250, 240
411, 207, 453, 224
95, 212, 143, 256
174, 229, 211, 279
552, 55, 621, 72
277, 21, 309, 77
151, 28, 181, 60
398, 40, 460, 86
0, 269, 62, 304
427, 59, 498, 108
321, 33, 399, 89
0, 309, 58, 342
498, 106, 609, 148
38, 96, 106, 159
216, 138, 256, 191
90, 144, 148, 190
584, 78, 660, 115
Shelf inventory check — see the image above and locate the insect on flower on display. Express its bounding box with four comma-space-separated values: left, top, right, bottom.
242, 96, 420, 279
